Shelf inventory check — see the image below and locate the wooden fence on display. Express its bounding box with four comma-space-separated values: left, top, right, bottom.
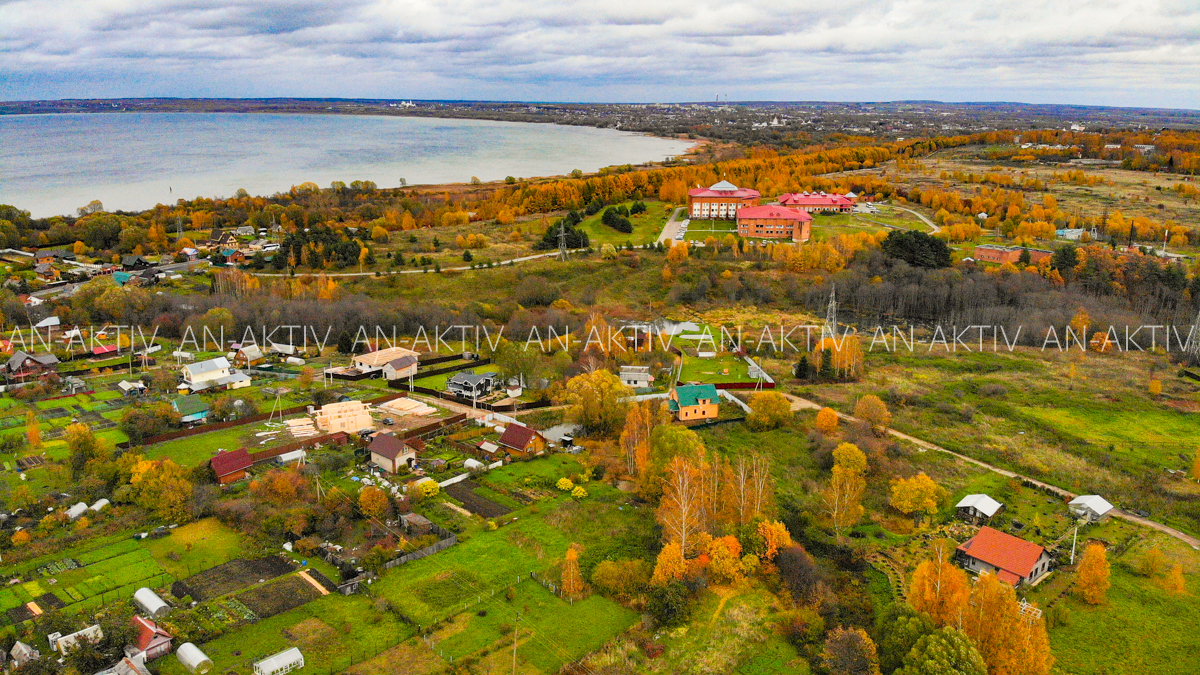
403, 413, 469, 441
247, 432, 350, 463
411, 358, 492, 380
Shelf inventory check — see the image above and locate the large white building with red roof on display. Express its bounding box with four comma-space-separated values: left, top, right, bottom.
777, 191, 856, 213
736, 205, 813, 242
956, 526, 1053, 586
687, 180, 761, 219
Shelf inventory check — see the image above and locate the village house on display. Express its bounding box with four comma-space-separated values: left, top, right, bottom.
10, 641, 40, 667
401, 512, 433, 535
121, 255, 152, 270
381, 354, 419, 381
447, 371, 497, 399
221, 249, 246, 264
668, 383, 720, 421
1068, 495, 1114, 522
369, 433, 416, 473
972, 245, 1053, 265
352, 346, 421, 376
132, 616, 173, 661
3, 351, 59, 381
735, 205, 813, 242
118, 380, 148, 397
687, 180, 761, 219
618, 365, 654, 389
51, 624, 103, 654
955, 526, 1052, 586
776, 191, 856, 213
313, 400, 373, 434
34, 263, 60, 281
210, 449, 253, 485
179, 357, 251, 392
955, 494, 1003, 524
172, 398, 210, 424
497, 423, 546, 456
233, 344, 267, 368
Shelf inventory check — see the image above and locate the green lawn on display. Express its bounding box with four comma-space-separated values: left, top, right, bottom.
435, 580, 638, 671
412, 363, 502, 392
678, 353, 753, 384
578, 200, 672, 246
1048, 566, 1200, 675
143, 518, 248, 579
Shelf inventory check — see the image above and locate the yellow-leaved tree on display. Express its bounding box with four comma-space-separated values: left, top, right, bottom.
823, 442, 867, 539
815, 407, 839, 435
556, 369, 633, 436
1077, 543, 1110, 604
908, 539, 970, 627
854, 394, 891, 434
889, 473, 941, 523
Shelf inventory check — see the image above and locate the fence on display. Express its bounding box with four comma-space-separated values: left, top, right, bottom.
398, 384, 553, 413
118, 391, 411, 449
417, 353, 467, 367
247, 432, 350, 463
411, 358, 492, 380
325, 521, 458, 585
402, 413, 469, 441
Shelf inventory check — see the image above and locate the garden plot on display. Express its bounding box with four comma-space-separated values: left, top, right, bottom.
443, 480, 511, 518
172, 556, 295, 602
235, 574, 324, 619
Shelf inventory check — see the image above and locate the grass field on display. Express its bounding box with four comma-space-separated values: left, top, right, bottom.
578, 200, 672, 246
678, 352, 752, 384
411, 363, 502, 392
143, 518, 249, 579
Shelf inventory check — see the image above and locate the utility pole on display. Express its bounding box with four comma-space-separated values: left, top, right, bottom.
557, 223, 569, 261
511, 624, 518, 675
1070, 523, 1079, 564
824, 284, 838, 340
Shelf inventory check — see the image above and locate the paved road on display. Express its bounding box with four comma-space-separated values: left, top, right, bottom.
780, 393, 1200, 549
887, 205, 940, 234
656, 207, 686, 244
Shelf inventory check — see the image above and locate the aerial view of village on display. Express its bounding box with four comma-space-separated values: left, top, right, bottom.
1, 2, 1199, 675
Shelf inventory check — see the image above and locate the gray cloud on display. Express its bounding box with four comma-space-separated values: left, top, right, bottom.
1, 0, 1198, 106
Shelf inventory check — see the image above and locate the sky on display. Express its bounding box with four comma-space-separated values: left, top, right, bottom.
2, 0, 1199, 108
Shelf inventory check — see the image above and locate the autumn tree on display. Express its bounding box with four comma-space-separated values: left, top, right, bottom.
666, 240, 689, 265
908, 540, 971, 627
25, 410, 40, 450
591, 559, 651, 600
823, 442, 867, 538
297, 367, 314, 389
706, 535, 745, 584
815, 407, 839, 435
657, 456, 704, 556
619, 398, 671, 476
756, 520, 792, 561
746, 391, 793, 430
1077, 543, 1110, 604
561, 545, 584, 599
65, 422, 105, 480
890, 473, 941, 523
894, 627, 986, 675
728, 452, 773, 526
854, 394, 891, 434
651, 542, 688, 585
959, 573, 1053, 675
822, 627, 881, 675
640, 424, 705, 499
1138, 547, 1166, 577
1163, 564, 1188, 596
358, 486, 392, 520
556, 369, 633, 436
129, 459, 194, 523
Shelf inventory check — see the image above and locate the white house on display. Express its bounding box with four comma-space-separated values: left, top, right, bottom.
253, 648, 304, 675
955, 494, 1003, 523
381, 355, 419, 381
1069, 495, 1114, 522
618, 365, 654, 389
180, 357, 251, 393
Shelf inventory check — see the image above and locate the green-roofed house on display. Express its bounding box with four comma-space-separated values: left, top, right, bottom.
667, 383, 719, 421
172, 397, 211, 424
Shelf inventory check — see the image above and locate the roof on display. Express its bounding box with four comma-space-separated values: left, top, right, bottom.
133, 616, 173, 651
956, 526, 1046, 581
34, 315, 60, 328
737, 205, 812, 221
354, 346, 420, 368
254, 648, 303, 672
183, 357, 230, 378
956, 494, 1003, 517
448, 371, 493, 386
673, 383, 719, 408
777, 192, 855, 208
173, 397, 210, 417
401, 512, 432, 526
498, 423, 542, 450
118, 380, 146, 391
688, 182, 761, 199
1069, 495, 1114, 516
6, 350, 58, 372
92, 344, 119, 355
386, 355, 418, 370
369, 433, 411, 461
478, 440, 500, 454
238, 345, 265, 361
210, 448, 252, 477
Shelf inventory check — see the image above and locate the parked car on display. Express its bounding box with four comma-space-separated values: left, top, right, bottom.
382, 418, 395, 426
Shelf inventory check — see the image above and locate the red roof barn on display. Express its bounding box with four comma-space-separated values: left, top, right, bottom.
956, 526, 1052, 586
132, 615, 173, 660
210, 448, 252, 485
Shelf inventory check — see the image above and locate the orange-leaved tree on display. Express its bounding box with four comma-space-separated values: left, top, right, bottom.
854, 394, 891, 434
908, 539, 970, 627
1077, 543, 1110, 605
815, 407, 839, 435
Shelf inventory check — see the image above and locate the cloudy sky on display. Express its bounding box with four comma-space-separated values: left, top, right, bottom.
2, 0, 1198, 107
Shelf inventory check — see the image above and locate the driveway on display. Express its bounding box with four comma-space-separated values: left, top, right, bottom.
657, 207, 686, 244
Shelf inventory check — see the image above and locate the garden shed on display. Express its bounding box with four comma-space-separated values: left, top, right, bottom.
253, 648, 304, 675
176, 643, 213, 674
134, 588, 170, 618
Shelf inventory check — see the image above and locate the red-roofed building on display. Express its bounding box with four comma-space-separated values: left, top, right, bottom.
777, 192, 855, 213
956, 526, 1052, 586
687, 181, 761, 220
131, 615, 173, 661
497, 423, 546, 456
91, 344, 119, 357
369, 433, 416, 473
210, 448, 252, 485
736, 205, 813, 242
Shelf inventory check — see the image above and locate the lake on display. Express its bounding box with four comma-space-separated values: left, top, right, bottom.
0, 113, 694, 217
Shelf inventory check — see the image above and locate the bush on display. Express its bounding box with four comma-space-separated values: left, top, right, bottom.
646, 581, 694, 627
601, 207, 633, 233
